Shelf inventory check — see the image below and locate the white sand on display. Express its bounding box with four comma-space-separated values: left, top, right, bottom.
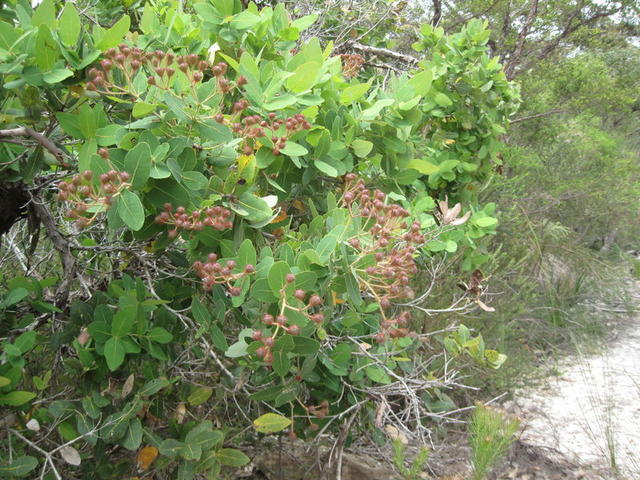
510, 305, 640, 478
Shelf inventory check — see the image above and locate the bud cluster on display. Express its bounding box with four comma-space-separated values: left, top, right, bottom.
342, 174, 423, 305
155, 203, 233, 239
193, 254, 256, 292
253, 274, 324, 364
306, 400, 329, 418
56, 169, 130, 228
87, 45, 242, 93
339, 53, 365, 79
215, 111, 312, 156
374, 311, 411, 343
87, 43, 149, 92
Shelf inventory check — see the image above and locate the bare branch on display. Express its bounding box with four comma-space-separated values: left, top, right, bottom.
29, 193, 77, 306
510, 108, 564, 124
504, 0, 539, 79
343, 41, 419, 66
0, 127, 66, 163
432, 0, 442, 26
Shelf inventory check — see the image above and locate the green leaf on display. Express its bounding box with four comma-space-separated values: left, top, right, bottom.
139, 378, 170, 396
314, 158, 338, 177
0, 376, 10, 387
406, 159, 438, 175
473, 216, 498, 228
180, 442, 202, 461
59, 3, 81, 47
35, 25, 59, 71
122, 417, 143, 451
56, 112, 84, 139
291, 13, 318, 31
286, 61, 321, 93
140, 3, 157, 34
360, 99, 394, 121
147, 327, 172, 344
32, 0, 56, 28
365, 365, 391, 384
111, 309, 135, 337
14, 331, 36, 354
0, 456, 39, 477
280, 142, 308, 157
95, 125, 121, 146
132, 102, 156, 118
263, 94, 297, 110
267, 261, 291, 295
216, 448, 250, 466
291, 336, 320, 355
230, 192, 272, 224
408, 70, 433, 96
96, 16, 131, 51
104, 337, 126, 371
0, 21, 19, 50
351, 139, 373, 158
159, 439, 185, 458
4, 287, 29, 307
231, 10, 261, 30
238, 239, 257, 269
0, 391, 36, 406
191, 297, 210, 326
340, 83, 370, 104
124, 142, 152, 190
272, 349, 290, 377
43, 69, 73, 84
117, 190, 145, 231
188, 387, 212, 406
186, 427, 223, 451
253, 413, 292, 433
434, 92, 453, 107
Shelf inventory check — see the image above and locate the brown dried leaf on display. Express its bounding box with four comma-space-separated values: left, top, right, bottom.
174, 402, 186, 424
477, 299, 495, 312
450, 210, 471, 226
136, 445, 158, 472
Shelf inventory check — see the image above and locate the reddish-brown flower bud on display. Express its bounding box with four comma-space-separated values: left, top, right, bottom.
287, 324, 301, 336
308, 295, 322, 307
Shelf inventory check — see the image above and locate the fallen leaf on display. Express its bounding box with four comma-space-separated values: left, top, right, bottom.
122, 374, 135, 398
385, 424, 408, 444
26, 418, 40, 432
59, 445, 81, 466
136, 445, 158, 471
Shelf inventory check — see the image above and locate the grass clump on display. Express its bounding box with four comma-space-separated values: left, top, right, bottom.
469, 403, 520, 480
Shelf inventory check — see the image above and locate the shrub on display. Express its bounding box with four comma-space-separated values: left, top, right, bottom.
0, 1, 517, 478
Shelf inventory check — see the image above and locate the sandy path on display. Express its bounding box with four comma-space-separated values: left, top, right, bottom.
509, 301, 640, 479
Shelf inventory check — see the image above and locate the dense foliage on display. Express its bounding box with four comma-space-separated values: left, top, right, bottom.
0, 1, 522, 478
